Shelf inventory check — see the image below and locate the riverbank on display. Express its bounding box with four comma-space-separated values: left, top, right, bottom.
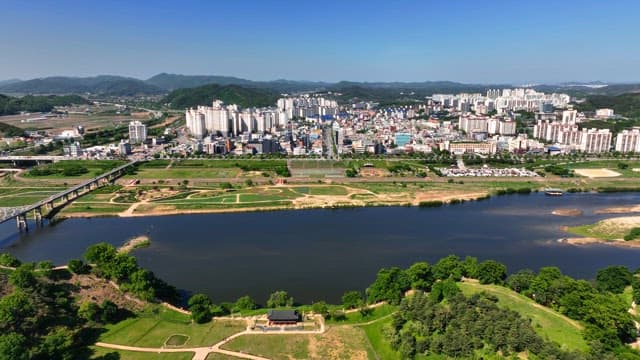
563, 216, 640, 248
55, 184, 493, 220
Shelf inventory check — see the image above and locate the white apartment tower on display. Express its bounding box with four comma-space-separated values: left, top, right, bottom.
615, 129, 640, 153
580, 129, 612, 153
128, 121, 147, 144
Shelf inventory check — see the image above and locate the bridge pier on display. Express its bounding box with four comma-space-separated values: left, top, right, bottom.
33, 207, 43, 227
16, 214, 28, 232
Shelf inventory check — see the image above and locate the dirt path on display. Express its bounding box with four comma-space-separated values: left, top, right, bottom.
119, 200, 147, 217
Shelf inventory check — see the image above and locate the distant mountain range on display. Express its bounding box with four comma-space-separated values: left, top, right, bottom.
1, 73, 639, 99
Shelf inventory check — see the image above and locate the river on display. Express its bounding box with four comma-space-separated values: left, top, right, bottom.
2, 192, 640, 304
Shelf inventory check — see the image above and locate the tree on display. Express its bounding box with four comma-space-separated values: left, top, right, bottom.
430, 278, 460, 302
366, 267, 410, 305
84, 243, 117, 267
477, 260, 507, 285
432, 255, 462, 280
36, 261, 54, 278
596, 266, 632, 294
0, 333, 28, 360
67, 259, 89, 274
267, 290, 293, 308
632, 277, 640, 304
37, 326, 74, 359
101, 300, 118, 323
0, 290, 35, 332
234, 295, 258, 312
188, 294, 213, 324
0, 253, 21, 267
219, 182, 233, 190
8, 265, 37, 290
507, 269, 535, 293
461, 256, 479, 279
341, 291, 363, 309
77, 301, 100, 323
406, 262, 434, 291
311, 301, 329, 316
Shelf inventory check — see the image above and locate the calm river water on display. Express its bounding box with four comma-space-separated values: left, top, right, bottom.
2, 192, 640, 303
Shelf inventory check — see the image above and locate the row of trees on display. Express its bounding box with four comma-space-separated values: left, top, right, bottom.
187, 290, 292, 323
366, 255, 507, 305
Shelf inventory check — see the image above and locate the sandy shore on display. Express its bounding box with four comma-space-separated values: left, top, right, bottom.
595, 204, 640, 214
552, 208, 583, 216
559, 237, 640, 248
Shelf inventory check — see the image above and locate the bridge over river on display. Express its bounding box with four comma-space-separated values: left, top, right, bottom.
0, 161, 138, 231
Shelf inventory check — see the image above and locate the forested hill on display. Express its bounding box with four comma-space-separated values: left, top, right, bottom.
163, 84, 279, 109
0, 122, 24, 137
0, 94, 89, 116
577, 93, 640, 119
0, 76, 164, 96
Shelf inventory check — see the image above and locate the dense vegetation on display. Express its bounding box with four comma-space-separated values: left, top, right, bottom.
577, 93, 640, 119
0, 121, 24, 137
0, 253, 126, 360
163, 83, 279, 109
3, 247, 640, 359
0, 94, 88, 116
389, 291, 580, 359
0, 76, 163, 96
81, 243, 179, 303
365, 256, 640, 359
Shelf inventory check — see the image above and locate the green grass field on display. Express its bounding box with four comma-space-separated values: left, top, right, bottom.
566, 219, 631, 240
91, 346, 194, 360
99, 307, 246, 348
361, 317, 401, 360
222, 334, 310, 360
327, 304, 397, 325
459, 282, 588, 352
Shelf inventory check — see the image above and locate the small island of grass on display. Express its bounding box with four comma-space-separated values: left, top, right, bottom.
118, 235, 151, 254
564, 216, 640, 247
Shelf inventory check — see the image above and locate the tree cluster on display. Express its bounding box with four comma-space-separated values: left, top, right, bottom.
83, 243, 178, 303
507, 266, 637, 351
387, 291, 579, 359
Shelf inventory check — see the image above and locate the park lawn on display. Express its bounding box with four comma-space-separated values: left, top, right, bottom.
23, 160, 125, 179
458, 282, 588, 352
129, 167, 240, 179
326, 304, 397, 325
291, 185, 350, 196
360, 317, 401, 360
90, 346, 194, 360
60, 203, 130, 214
100, 307, 245, 348
310, 325, 376, 360
205, 353, 242, 360
0, 194, 60, 207
170, 201, 292, 210
222, 334, 310, 360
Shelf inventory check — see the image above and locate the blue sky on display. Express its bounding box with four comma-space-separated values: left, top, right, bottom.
1, 0, 638, 83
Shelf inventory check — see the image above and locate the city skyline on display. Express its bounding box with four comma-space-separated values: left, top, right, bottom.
1, 0, 639, 83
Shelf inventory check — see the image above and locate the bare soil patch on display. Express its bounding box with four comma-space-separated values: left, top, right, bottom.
595, 204, 640, 214
71, 274, 146, 312
574, 168, 621, 178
